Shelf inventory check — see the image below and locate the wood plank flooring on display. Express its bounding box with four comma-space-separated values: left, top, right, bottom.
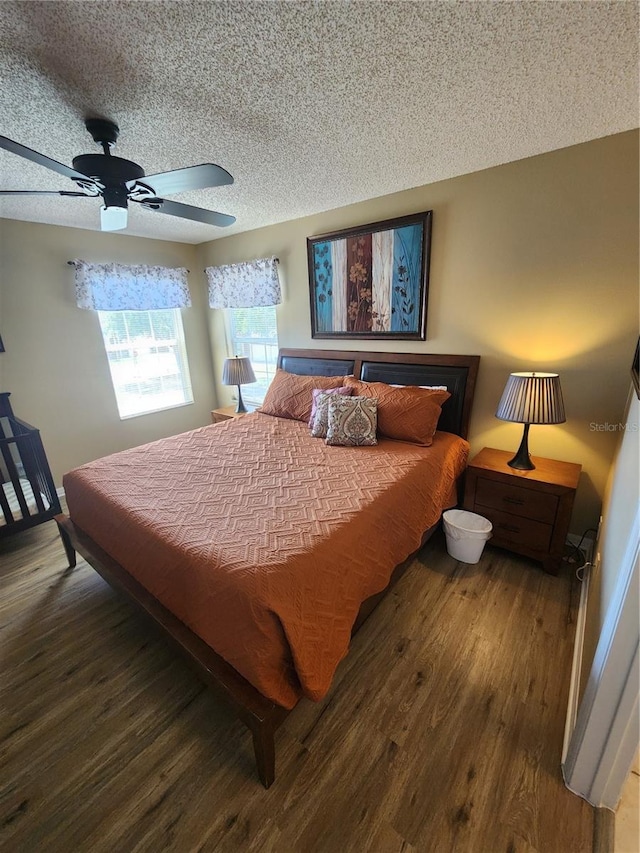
1, 516, 595, 852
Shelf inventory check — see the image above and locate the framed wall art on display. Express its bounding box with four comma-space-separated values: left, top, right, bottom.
307, 210, 432, 340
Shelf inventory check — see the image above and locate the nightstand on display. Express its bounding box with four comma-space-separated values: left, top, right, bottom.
211, 406, 251, 424
463, 447, 581, 575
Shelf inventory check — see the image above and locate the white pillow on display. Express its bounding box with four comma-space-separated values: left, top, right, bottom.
390, 384, 448, 390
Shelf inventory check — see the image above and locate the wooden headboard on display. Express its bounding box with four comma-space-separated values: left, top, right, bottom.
277, 349, 480, 439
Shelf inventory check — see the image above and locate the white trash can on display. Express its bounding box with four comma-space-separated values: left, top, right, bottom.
443, 509, 492, 564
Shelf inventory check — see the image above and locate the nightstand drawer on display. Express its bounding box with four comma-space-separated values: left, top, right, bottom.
479, 506, 553, 552
475, 479, 558, 524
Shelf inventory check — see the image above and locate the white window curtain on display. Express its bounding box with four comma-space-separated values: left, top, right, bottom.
72, 260, 191, 311
205, 257, 281, 309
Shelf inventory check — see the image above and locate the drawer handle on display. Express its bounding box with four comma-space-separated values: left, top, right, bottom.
499, 523, 521, 534
503, 497, 525, 506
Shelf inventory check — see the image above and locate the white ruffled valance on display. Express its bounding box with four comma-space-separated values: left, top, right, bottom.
206, 256, 281, 309
73, 260, 191, 311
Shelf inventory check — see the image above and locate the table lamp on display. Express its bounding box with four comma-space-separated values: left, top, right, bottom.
496, 372, 566, 470
222, 356, 256, 413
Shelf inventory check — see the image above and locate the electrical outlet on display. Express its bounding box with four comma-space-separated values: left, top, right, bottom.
566, 533, 595, 564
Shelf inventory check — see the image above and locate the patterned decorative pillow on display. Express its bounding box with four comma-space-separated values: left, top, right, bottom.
258, 369, 346, 422
326, 396, 378, 446
309, 387, 353, 434
343, 377, 450, 446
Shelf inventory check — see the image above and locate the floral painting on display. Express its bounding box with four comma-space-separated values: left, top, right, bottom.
307, 211, 432, 340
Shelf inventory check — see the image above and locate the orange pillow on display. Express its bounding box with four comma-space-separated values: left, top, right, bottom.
344, 377, 450, 446
258, 369, 347, 422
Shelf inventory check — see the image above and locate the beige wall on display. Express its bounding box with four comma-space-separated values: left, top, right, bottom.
1, 132, 637, 531
579, 388, 639, 704
198, 130, 639, 534
0, 221, 217, 484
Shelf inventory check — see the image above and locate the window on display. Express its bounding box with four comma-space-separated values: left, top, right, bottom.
98, 309, 193, 419
227, 306, 279, 405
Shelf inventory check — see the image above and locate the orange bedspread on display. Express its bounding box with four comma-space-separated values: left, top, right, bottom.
64, 414, 469, 709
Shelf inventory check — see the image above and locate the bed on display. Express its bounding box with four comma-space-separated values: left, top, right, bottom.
55, 348, 479, 787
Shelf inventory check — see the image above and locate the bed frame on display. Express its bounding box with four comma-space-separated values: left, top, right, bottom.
55, 349, 479, 788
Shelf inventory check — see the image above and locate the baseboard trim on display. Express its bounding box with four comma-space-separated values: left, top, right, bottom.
562, 560, 592, 764
56, 486, 65, 500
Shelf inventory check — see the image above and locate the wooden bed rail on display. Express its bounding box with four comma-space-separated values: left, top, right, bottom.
54, 514, 437, 787
55, 514, 289, 787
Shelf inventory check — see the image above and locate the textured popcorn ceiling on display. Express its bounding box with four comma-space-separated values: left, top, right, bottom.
0, 1, 637, 244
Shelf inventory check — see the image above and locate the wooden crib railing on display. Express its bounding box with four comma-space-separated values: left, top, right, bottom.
0, 392, 62, 536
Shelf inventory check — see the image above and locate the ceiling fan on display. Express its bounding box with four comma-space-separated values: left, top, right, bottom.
0, 118, 236, 231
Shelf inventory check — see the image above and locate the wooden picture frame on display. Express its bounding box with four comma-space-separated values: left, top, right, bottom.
307, 210, 432, 340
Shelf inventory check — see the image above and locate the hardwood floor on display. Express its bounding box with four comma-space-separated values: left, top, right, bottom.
1, 516, 595, 852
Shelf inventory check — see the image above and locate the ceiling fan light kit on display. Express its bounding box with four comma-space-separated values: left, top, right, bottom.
100, 202, 128, 232
0, 118, 236, 232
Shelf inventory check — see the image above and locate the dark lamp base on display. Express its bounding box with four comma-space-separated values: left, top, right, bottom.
507, 423, 535, 470
235, 385, 248, 414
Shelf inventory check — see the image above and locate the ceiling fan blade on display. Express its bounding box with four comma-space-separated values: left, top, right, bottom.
0, 136, 90, 181
0, 189, 92, 197
140, 198, 235, 227
133, 163, 233, 196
